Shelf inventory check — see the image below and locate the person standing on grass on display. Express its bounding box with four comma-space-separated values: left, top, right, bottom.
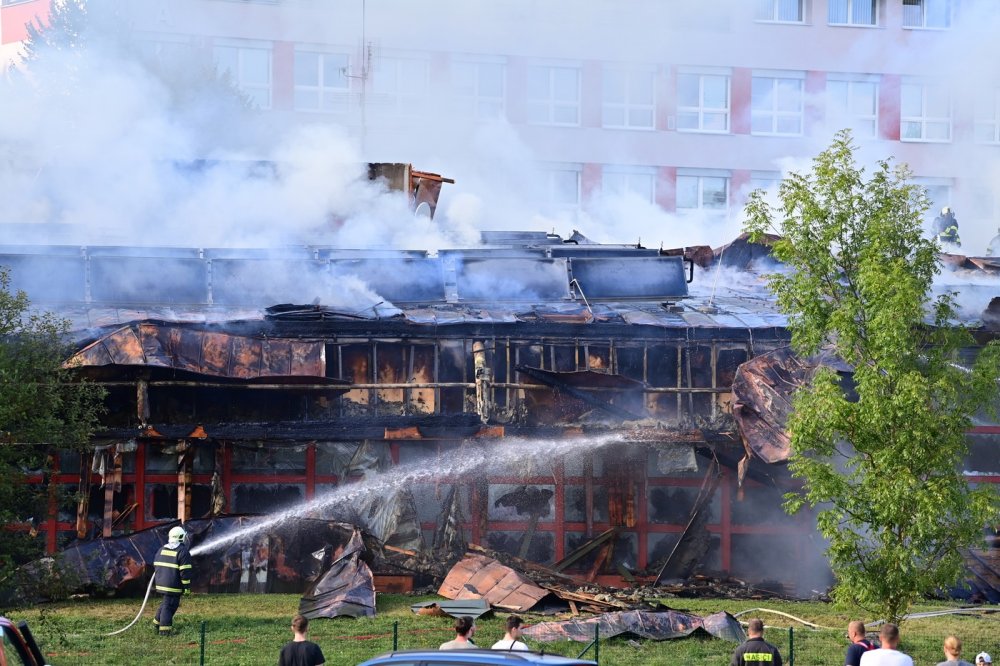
859, 623, 913, 666
439, 615, 476, 650
845, 620, 877, 666
730, 618, 782, 666
153, 525, 193, 637
491, 615, 529, 651
937, 635, 974, 666
278, 615, 325, 666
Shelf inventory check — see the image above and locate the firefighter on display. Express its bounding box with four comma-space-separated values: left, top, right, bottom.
153, 525, 193, 636
987, 228, 1000, 256
932, 206, 961, 249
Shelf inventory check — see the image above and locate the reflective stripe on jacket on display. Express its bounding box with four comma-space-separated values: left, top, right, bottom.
154, 542, 193, 594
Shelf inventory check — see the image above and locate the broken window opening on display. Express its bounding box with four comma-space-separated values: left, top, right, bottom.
146, 483, 212, 521
232, 483, 304, 514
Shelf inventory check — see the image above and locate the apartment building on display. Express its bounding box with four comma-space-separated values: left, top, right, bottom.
1, 0, 998, 249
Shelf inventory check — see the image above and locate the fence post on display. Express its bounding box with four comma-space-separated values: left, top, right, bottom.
200, 620, 206, 666
393, 620, 398, 651
594, 623, 599, 664
788, 625, 793, 666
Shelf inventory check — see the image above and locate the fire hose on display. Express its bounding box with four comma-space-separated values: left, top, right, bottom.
104, 575, 156, 636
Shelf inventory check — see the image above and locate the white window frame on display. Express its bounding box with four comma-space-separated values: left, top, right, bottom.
677, 68, 731, 134
451, 57, 506, 122
293, 48, 351, 114
601, 166, 656, 204
527, 63, 581, 127
676, 169, 730, 213
974, 88, 1000, 144
213, 40, 273, 110
602, 65, 656, 130
902, 0, 951, 29
900, 80, 951, 143
751, 71, 805, 136
540, 163, 582, 210
369, 54, 430, 118
826, 73, 879, 140
827, 0, 878, 27
755, 0, 805, 23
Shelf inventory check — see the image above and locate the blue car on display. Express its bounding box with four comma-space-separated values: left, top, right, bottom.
356, 648, 598, 666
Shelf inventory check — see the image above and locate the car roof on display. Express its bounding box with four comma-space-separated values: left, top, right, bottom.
357, 648, 597, 665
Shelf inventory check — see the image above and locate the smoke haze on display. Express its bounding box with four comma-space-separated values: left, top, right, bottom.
0, 0, 998, 271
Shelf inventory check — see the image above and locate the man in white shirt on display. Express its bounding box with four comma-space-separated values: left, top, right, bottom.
860, 623, 913, 666
491, 615, 529, 651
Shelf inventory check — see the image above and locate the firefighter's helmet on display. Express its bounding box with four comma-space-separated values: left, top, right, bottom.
168, 526, 186, 543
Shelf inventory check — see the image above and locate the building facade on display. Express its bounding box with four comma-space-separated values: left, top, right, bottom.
3, 0, 996, 246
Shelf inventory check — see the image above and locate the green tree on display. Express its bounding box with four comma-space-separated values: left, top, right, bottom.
744, 130, 1000, 623
0, 268, 104, 581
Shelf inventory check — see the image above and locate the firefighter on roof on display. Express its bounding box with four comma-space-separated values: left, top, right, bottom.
153, 525, 193, 636
932, 206, 961, 249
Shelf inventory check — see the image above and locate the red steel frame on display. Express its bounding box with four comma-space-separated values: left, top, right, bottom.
15, 428, 999, 584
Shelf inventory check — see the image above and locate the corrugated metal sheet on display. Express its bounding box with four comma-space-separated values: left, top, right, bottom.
521, 610, 746, 643
437, 553, 553, 612
65, 323, 326, 379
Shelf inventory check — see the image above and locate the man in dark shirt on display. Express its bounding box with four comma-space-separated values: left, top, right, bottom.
846, 620, 878, 666
731, 618, 783, 666
278, 615, 325, 666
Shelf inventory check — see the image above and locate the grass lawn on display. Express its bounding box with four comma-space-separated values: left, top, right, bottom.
5, 593, 998, 665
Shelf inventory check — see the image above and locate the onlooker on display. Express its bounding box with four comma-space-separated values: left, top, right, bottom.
976, 653, 992, 666
845, 620, 877, 666
278, 615, 325, 666
731, 618, 782, 666
859, 623, 913, 666
937, 635, 973, 666
491, 615, 529, 651
439, 615, 476, 650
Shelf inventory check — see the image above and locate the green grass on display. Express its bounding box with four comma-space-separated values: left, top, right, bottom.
5, 594, 998, 665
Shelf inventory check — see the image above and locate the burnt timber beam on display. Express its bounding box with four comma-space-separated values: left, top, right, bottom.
514, 364, 642, 420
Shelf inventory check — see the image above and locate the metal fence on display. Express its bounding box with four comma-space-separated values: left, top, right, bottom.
41, 620, 986, 665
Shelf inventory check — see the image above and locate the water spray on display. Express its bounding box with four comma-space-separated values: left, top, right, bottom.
191, 433, 624, 557
104, 433, 625, 635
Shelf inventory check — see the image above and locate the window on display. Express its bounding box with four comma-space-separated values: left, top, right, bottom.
828, 0, 877, 26
294, 51, 350, 113
370, 56, 429, 117
749, 171, 782, 194
214, 43, 272, 109
827, 75, 879, 139
677, 171, 729, 212
602, 167, 656, 203
900, 81, 950, 141
903, 0, 950, 28
677, 70, 730, 133
452, 59, 505, 121
602, 66, 655, 129
540, 164, 582, 208
527, 65, 580, 126
751, 73, 804, 135
756, 0, 804, 22
974, 88, 1000, 144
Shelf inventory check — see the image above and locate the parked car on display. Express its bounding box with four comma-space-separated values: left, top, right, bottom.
357, 649, 598, 666
0, 617, 48, 665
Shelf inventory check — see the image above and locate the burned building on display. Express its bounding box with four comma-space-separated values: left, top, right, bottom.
2, 231, 998, 598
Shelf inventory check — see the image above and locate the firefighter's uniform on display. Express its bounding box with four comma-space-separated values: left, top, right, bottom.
153, 526, 193, 636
